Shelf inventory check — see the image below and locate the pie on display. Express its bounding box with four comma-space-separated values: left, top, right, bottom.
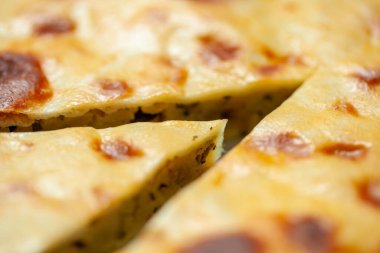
1, 0, 380, 252
2, 0, 379, 141
121, 68, 380, 253
0, 120, 226, 253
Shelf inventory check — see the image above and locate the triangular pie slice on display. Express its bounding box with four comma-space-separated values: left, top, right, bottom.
0, 120, 226, 253
121, 67, 380, 253
2, 0, 378, 141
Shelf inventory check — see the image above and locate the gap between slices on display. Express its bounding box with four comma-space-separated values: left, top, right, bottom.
119, 68, 380, 253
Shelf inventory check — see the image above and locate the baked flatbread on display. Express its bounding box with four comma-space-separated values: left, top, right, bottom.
122, 67, 380, 253
0, 120, 226, 253
3, 0, 378, 140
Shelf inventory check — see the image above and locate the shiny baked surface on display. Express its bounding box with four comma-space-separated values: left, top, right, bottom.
122, 68, 380, 253
0, 120, 226, 253
1, 0, 379, 128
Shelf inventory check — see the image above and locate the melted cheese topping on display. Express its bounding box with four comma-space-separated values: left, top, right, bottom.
122, 69, 380, 253
0, 120, 226, 253
1, 0, 379, 127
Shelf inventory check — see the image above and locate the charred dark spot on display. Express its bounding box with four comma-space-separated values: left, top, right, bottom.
0, 52, 52, 110
284, 216, 335, 253
8, 126, 17, 132
95, 79, 132, 98
199, 35, 240, 65
180, 233, 264, 253
176, 103, 199, 117
133, 107, 162, 122
223, 96, 232, 100
240, 130, 249, 138
357, 179, 380, 208
158, 183, 168, 191
332, 100, 359, 117
33, 16, 76, 36
320, 143, 369, 161
193, 135, 199, 141
72, 240, 86, 249
32, 122, 43, 132
149, 192, 156, 201
249, 132, 313, 158
263, 94, 273, 101
221, 110, 232, 119
95, 139, 143, 161
117, 228, 127, 239
352, 69, 380, 90
196, 142, 216, 165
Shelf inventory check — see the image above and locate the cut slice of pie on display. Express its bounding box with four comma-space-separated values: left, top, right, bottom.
121, 67, 380, 253
4, 0, 378, 141
0, 120, 226, 253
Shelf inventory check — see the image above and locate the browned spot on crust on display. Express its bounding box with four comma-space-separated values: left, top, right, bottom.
358, 179, 380, 208
95, 79, 132, 98
181, 233, 264, 253
92, 187, 113, 207
262, 47, 278, 60
95, 139, 143, 160
249, 132, 313, 158
0, 112, 31, 124
259, 47, 306, 76
195, 142, 216, 165
257, 65, 282, 76
261, 47, 306, 65
332, 100, 359, 117
0, 52, 52, 111
352, 69, 380, 90
160, 57, 188, 86
199, 35, 240, 65
283, 55, 307, 66
283, 216, 335, 253
320, 143, 369, 161
171, 67, 188, 86
33, 16, 76, 36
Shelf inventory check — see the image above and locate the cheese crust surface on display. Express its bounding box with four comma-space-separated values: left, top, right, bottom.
122, 68, 380, 253
1, 0, 379, 137
0, 120, 226, 253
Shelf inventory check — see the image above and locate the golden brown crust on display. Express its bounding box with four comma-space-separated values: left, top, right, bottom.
0, 120, 226, 253
122, 69, 380, 253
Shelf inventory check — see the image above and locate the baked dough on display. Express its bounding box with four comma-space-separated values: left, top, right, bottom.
0, 120, 226, 253
121, 68, 380, 253
2, 0, 379, 140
